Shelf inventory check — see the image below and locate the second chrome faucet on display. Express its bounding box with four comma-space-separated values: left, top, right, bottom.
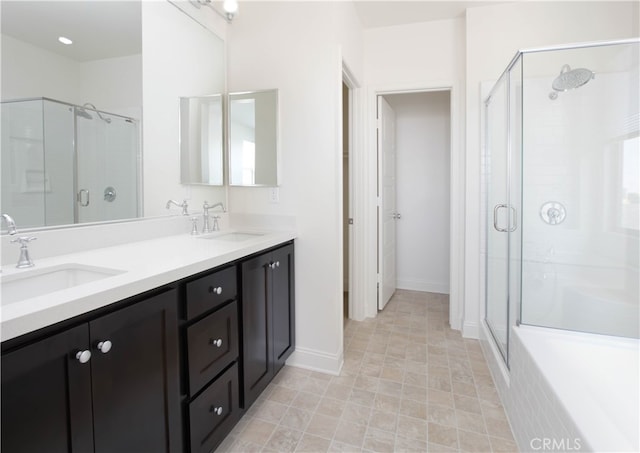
202, 201, 225, 234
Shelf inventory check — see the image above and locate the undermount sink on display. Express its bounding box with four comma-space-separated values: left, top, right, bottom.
199, 231, 265, 242
1, 264, 125, 306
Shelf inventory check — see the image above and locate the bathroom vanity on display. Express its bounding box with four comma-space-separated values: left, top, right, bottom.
0, 231, 295, 453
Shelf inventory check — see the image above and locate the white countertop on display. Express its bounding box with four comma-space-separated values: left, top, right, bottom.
0, 229, 296, 342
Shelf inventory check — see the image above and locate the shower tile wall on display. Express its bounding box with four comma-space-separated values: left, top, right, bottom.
479, 330, 584, 452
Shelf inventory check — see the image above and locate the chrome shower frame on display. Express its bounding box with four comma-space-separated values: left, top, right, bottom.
482, 37, 640, 368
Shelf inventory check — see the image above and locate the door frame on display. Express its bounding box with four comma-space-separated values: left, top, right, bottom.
353, 81, 463, 331
341, 63, 362, 321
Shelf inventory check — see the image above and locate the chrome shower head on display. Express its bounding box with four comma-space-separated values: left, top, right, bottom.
75, 107, 92, 120
82, 102, 112, 124
552, 64, 595, 92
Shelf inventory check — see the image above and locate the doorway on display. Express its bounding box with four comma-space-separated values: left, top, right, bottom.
377, 90, 452, 308
342, 82, 350, 321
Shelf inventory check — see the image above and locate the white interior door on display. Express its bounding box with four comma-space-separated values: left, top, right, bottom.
378, 96, 397, 310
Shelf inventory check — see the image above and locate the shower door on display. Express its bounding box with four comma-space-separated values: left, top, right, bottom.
484, 57, 522, 366
76, 112, 140, 223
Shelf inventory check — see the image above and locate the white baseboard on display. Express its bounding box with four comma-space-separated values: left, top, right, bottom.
462, 320, 480, 339
286, 347, 344, 376
397, 279, 449, 294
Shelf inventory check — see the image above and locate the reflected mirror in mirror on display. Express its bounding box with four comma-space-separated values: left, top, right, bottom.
180, 95, 224, 186
1, 0, 142, 229
229, 90, 279, 186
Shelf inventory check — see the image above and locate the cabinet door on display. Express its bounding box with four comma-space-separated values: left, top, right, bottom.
241, 253, 272, 408
1, 324, 94, 453
90, 289, 181, 453
271, 244, 295, 373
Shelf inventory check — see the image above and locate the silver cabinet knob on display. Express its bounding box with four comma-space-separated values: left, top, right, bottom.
75, 350, 92, 363
209, 338, 223, 347
97, 340, 112, 353
210, 286, 222, 295
210, 406, 223, 416
275, 261, 280, 268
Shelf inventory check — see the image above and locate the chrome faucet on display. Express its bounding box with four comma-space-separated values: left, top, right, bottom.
209, 202, 226, 213
11, 236, 36, 268
203, 201, 225, 232
166, 199, 189, 216
2, 213, 18, 235
202, 201, 213, 233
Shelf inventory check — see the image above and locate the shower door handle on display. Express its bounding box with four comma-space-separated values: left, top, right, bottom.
508, 206, 517, 232
77, 189, 90, 207
493, 204, 508, 232
493, 204, 517, 232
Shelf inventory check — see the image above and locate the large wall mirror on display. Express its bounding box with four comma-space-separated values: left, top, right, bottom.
229, 90, 279, 186
1, 0, 226, 229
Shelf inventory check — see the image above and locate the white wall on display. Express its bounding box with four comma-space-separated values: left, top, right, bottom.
385, 91, 450, 294
1, 34, 81, 103
79, 54, 142, 119
1, 34, 142, 114
227, 1, 364, 374
465, 1, 640, 339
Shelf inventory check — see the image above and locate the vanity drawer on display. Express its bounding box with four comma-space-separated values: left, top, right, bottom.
186, 266, 237, 320
189, 363, 240, 453
187, 301, 238, 394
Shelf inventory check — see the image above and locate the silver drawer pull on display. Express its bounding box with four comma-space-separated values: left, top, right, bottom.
209, 286, 222, 295
210, 406, 223, 416
209, 338, 223, 347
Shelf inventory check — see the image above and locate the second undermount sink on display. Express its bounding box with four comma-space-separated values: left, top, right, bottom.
1, 264, 125, 306
199, 231, 265, 242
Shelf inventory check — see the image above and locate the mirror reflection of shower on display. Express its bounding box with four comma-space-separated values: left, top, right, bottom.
0, 97, 141, 228
75, 102, 112, 124
548, 64, 595, 100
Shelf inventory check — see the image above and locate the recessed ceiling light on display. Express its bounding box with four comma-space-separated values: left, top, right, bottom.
58, 36, 73, 45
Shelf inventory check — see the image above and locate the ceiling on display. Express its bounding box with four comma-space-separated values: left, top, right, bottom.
1, 1, 141, 62
1, 0, 503, 62
353, 1, 502, 28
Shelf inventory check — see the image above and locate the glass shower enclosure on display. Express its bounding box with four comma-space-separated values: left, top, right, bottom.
1, 98, 141, 228
484, 39, 640, 365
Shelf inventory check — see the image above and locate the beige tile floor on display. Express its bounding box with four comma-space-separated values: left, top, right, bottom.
217, 290, 518, 452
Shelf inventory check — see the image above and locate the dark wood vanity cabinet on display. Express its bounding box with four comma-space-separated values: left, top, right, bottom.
241, 243, 295, 409
1, 240, 295, 453
1, 288, 181, 453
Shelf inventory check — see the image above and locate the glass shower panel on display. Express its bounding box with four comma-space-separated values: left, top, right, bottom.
520, 42, 640, 338
485, 72, 510, 360
42, 100, 74, 226
76, 111, 140, 224
508, 57, 523, 335
1, 99, 46, 229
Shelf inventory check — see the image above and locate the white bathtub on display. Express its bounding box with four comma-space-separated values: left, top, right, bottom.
509, 326, 639, 452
